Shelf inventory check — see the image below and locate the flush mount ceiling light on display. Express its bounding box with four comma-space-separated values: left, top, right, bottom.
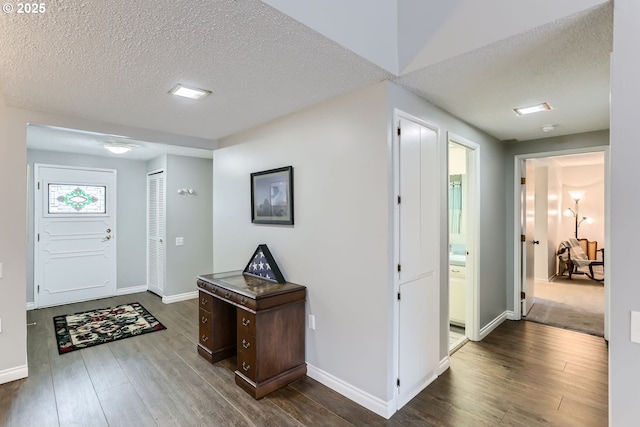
513, 102, 553, 116
104, 141, 137, 154
168, 84, 211, 100
541, 123, 558, 132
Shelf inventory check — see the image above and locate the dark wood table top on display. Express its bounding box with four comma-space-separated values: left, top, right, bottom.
197, 271, 305, 300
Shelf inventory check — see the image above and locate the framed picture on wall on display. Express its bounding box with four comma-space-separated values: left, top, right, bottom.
251, 166, 294, 225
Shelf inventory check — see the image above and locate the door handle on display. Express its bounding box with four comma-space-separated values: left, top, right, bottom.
533, 240, 540, 245
102, 235, 112, 242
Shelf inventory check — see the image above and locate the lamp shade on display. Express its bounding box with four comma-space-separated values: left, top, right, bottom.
568, 190, 585, 201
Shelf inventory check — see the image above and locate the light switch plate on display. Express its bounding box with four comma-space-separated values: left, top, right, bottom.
631, 311, 640, 344
308, 314, 315, 330
176, 237, 184, 246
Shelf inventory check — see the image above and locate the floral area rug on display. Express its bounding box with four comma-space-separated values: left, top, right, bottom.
54, 302, 166, 354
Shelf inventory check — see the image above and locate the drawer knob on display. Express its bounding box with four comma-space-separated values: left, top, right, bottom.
225, 292, 231, 298
242, 317, 251, 327
240, 296, 247, 305
201, 297, 208, 305
242, 339, 251, 349
242, 362, 251, 372
201, 335, 208, 343
201, 316, 208, 324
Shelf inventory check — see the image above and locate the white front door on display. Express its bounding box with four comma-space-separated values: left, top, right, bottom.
34, 164, 117, 308
396, 116, 440, 409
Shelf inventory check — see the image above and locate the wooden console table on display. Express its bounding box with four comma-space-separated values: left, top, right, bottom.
196, 271, 306, 399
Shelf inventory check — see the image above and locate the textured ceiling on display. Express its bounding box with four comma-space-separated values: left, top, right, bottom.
0, 0, 389, 143
0, 0, 612, 153
395, 2, 612, 142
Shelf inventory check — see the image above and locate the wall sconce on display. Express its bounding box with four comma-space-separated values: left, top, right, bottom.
177, 188, 196, 196
563, 190, 591, 238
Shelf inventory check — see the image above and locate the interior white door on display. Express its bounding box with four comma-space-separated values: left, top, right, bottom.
522, 160, 536, 316
147, 171, 165, 296
35, 164, 117, 308
396, 117, 440, 409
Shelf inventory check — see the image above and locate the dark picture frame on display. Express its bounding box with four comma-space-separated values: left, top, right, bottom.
251, 166, 294, 225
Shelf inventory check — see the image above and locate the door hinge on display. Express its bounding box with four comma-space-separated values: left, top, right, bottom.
397, 378, 400, 387
521, 291, 526, 300
521, 177, 526, 185
397, 195, 401, 204
37, 182, 40, 190
521, 234, 526, 242
397, 292, 401, 301
397, 264, 402, 272
397, 127, 401, 136
37, 233, 40, 242
37, 285, 40, 293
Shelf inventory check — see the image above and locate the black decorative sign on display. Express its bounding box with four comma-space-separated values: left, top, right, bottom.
242, 244, 286, 284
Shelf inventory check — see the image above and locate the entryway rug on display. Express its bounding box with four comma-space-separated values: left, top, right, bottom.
54, 302, 166, 354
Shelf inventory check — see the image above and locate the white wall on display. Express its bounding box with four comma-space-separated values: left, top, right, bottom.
0, 103, 28, 383
547, 163, 562, 276
533, 165, 550, 280
216, 83, 391, 401
559, 164, 605, 247
26, 149, 148, 303
164, 155, 213, 298
610, 2, 640, 424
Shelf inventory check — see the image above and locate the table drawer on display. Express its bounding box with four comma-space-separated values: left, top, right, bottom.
237, 349, 256, 381
237, 330, 255, 355
199, 309, 213, 351
199, 291, 213, 311
237, 311, 256, 336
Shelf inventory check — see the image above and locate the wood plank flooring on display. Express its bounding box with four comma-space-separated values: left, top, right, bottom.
0, 292, 608, 426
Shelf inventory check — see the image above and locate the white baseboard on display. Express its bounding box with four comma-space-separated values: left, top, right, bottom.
506, 310, 517, 321
0, 364, 28, 385
162, 291, 198, 304
479, 310, 508, 340
306, 363, 395, 419
116, 285, 148, 296
438, 356, 450, 375
26, 302, 35, 311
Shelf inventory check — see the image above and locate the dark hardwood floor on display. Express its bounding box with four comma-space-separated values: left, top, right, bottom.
0, 292, 608, 426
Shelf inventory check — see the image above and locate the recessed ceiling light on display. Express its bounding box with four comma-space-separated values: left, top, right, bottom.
168, 84, 211, 100
513, 102, 552, 116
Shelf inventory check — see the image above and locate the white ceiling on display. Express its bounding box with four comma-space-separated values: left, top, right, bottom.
0, 0, 612, 158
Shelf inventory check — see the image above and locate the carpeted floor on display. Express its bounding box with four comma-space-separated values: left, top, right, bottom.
525, 273, 604, 337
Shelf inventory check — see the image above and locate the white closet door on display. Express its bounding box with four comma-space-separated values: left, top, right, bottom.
147, 171, 165, 296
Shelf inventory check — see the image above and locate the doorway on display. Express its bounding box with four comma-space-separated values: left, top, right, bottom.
34, 164, 117, 308
447, 133, 479, 350
514, 148, 609, 339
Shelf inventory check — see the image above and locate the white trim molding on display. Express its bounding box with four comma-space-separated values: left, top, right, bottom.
26, 302, 35, 311
306, 363, 395, 419
116, 285, 148, 296
0, 364, 28, 385
506, 310, 517, 321
479, 311, 509, 340
162, 291, 198, 304
438, 356, 450, 375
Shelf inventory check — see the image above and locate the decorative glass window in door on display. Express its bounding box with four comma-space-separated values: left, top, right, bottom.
48, 184, 106, 214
